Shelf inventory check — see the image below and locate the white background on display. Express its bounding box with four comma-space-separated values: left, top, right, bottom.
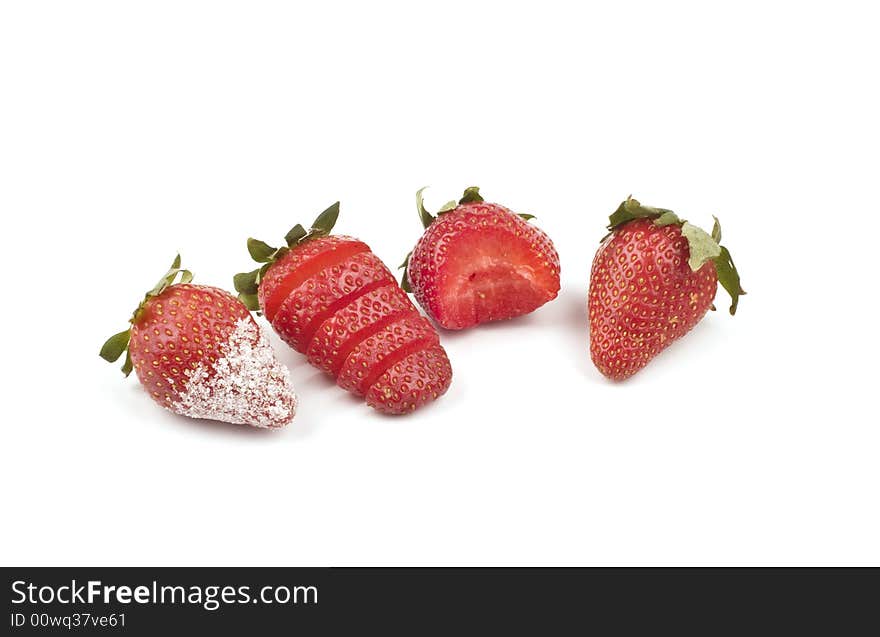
2, 1, 878, 566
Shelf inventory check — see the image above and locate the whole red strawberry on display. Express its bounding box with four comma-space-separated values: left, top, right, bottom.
234, 203, 452, 415
589, 197, 745, 380
401, 187, 560, 329
100, 256, 297, 427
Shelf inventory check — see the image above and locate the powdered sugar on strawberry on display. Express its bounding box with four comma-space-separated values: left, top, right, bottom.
171, 318, 296, 428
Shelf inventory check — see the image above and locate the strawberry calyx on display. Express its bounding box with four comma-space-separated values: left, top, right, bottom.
458, 186, 485, 205
414, 186, 458, 229
233, 202, 340, 311
605, 196, 746, 314
99, 255, 194, 376
398, 250, 415, 293
400, 186, 536, 291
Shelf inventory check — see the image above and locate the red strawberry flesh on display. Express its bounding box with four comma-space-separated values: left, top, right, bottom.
406, 197, 561, 330
437, 231, 558, 328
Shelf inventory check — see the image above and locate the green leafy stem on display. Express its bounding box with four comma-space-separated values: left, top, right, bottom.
233, 202, 340, 311
99, 255, 193, 376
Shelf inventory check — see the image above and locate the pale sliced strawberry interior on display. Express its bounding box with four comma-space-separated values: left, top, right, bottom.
438, 232, 556, 328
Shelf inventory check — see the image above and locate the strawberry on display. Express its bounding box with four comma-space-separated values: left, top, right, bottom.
588, 197, 745, 380
401, 186, 560, 329
100, 256, 297, 428
234, 203, 452, 415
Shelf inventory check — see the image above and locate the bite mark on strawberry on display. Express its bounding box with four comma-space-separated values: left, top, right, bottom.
401, 186, 560, 330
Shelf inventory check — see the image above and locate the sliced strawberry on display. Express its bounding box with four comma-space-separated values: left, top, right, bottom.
336, 314, 439, 396
235, 202, 453, 414
365, 343, 453, 415
269, 249, 394, 353
258, 235, 369, 322
306, 283, 416, 376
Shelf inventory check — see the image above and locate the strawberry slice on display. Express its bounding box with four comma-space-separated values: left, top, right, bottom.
259, 236, 369, 322
337, 314, 439, 396
269, 250, 392, 353
366, 344, 453, 414
306, 283, 415, 376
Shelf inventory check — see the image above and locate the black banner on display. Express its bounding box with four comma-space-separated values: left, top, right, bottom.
3, 567, 878, 634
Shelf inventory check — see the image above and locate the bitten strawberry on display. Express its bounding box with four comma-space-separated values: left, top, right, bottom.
234, 203, 451, 415
100, 256, 297, 428
401, 187, 560, 329
589, 197, 745, 380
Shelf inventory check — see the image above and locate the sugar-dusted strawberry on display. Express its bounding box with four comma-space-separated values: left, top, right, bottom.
100, 256, 297, 428
401, 186, 560, 330
589, 197, 745, 380
234, 203, 452, 415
